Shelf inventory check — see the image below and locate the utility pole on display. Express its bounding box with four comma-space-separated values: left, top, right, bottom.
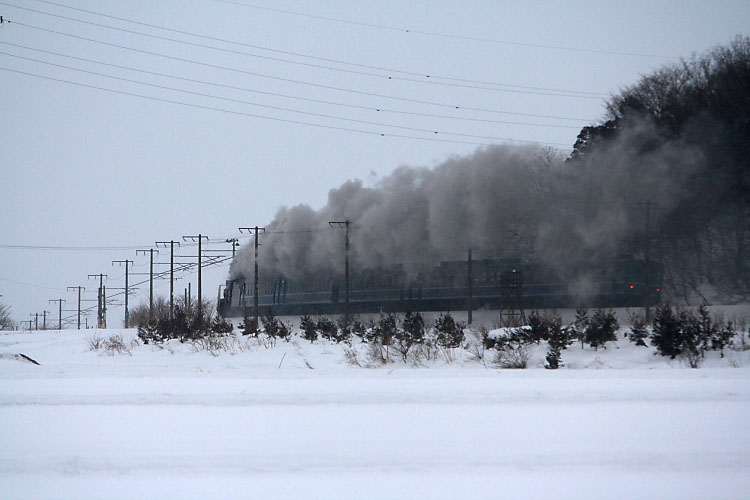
328, 220, 351, 321
136, 249, 158, 321
67, 286, 84, 329
156, 240, 179, 319
637, 201, 658, 321
88, 274, 107, 328
112, 259, 133, 328
182, 234, 208, 315
239, 227, 265, 324
42, 310, 50, 330
21, 320, 33, 331
225, 238, 239, 258
30, 313, 39, 330
467, 248, 473, 325
49, 299, 65, 330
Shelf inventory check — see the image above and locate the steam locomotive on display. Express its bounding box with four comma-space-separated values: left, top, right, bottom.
218, 255, 661, 318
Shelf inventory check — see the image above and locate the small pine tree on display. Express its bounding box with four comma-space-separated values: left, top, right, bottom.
628, 313, 649, 347
527, 311, 549, 344
261, 310, 281, 338
172, 306, 191, 342
402, 311, 425, 343
210, 315, 234, 335
585, 309, 619, 350
350, 316, 367, 340
573, 305, 589, 349
434, 313, 465, 348
651, 305, 683, 359
335, 316, 352, 343
300, 315, 318, 342
544, 317, 571, 369
713, 321, 735, 358
371, 313, 398, 345
394, 311, 425, 361
696, 306, 717, 355
137, 319, 160, 344
316, 317, 338, 342
240, 315, 259, 336
545, 346, 562, 369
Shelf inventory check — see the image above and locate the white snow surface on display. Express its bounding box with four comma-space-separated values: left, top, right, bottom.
1, 328, 749, 499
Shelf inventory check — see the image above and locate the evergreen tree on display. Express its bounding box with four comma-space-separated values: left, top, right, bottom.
402, 311, 425, 343
651, 305, 683, 358
300, 315, 318, 342
434, 313, 465, 348
628, 313, 649, 347
585, 309, 619, 350
210, 315, 234, 335
697, 306, 718, 355
240, 315, 259, 336
316, 317, 338, 342
713, 321, 735, 358
544, 317, 571, 369
261, 310, 282, 338
527, 311, 549, 344
573, 305, 589, 349
371, 313, 399, 345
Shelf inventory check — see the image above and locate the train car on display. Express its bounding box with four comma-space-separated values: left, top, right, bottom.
218, 255, 661, 318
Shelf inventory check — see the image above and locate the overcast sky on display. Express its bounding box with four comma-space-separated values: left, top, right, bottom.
1, 0, 748, 328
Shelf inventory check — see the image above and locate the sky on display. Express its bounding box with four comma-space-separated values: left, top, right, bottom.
1, 0, 749, 328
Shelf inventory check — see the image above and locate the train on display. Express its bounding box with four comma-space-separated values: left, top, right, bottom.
217, 254, 662, 318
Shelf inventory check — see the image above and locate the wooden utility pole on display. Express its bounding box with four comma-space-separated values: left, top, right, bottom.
467, 248, 473, 325
328, 220, 351, 321
136, 249, 158, 320
637, 201, 658, 321
49, 299, 65, 330
156, 241, 179, 319
112, 260, 133, 328
67, 286, 84, 329
182, 234, 208, 315
88, 274, 107, 328
41, 310, 50, 330
239, 227, 265, 324
225, 238, 239, 258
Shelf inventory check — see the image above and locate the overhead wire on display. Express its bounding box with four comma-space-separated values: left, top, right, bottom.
0, 50, 574, 144
0, 41, 592, 125
14, 1, 609, 97
3, 65, 574, 147
5, 20, 600, 121
206, 0, 676, 59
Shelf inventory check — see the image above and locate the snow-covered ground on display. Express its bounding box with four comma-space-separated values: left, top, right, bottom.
1, 327, 749, 499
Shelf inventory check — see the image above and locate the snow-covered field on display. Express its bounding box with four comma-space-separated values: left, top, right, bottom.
1, 328, 749, 499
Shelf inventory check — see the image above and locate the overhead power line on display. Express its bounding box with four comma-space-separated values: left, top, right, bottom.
0, 243, 184, 250
207, 0, 675, 59
0, 50, 576, 143
0, 275, 68, 291
0, 41, 592, 125
0, 66, 572, 148
19, 0, 609, 97
6, 20, 599, 120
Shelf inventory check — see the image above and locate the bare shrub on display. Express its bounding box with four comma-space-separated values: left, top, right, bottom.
192, 334, 242, 356
103, 334, 131, 356
342, 346, 362, 367
258, 333, 277, 349
365, 341, 391, 366
681, 347, 703, 369
492, 344, 531, 369
86, 335, 104, 351
465, 325, 489, 364
87, 334, 131, 355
